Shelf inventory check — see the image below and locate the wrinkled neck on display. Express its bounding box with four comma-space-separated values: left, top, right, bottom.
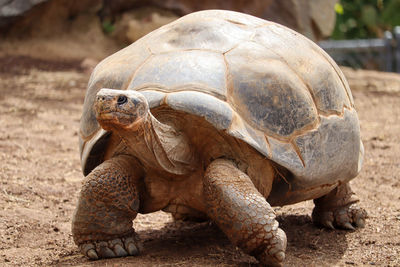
119, 113, 195, 175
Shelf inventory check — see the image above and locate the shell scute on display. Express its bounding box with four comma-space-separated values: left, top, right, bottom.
253, 25, 351, 115
128, 50, 227, 99
225, 42, 318, 138
145, 16, 254, 54
293, 108, 361, 186
165, 91, 233, 130
181, 9, 266, 28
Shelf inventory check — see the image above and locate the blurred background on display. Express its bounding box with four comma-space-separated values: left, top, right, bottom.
0, 0, 399, 72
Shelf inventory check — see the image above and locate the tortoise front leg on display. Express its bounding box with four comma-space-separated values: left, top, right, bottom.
204, 159, 287, 267
72, 155, 142, 259
312, 182, 367, 230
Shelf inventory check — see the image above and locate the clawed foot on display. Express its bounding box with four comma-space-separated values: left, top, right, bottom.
79, 235, 141, 260
255, 228, 287, 267
312, 203, 367, 230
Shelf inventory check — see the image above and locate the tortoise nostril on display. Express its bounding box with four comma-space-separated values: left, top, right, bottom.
117, 95, 128, 105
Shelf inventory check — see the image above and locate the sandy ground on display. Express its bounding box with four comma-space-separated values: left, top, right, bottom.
0, 56, 399, 267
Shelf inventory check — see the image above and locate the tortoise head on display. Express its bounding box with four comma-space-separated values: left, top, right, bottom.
95, 88, 149, 131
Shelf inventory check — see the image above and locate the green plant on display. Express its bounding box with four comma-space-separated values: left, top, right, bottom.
332, 0, 400, 39
102, 20, 115, 34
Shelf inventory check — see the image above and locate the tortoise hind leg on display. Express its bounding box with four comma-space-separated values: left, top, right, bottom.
203, 159, 286, 267
72, 155, 142, 259
312, 183, 367, 230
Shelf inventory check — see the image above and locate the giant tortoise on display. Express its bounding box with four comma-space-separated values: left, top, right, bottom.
72, 10, 366, 266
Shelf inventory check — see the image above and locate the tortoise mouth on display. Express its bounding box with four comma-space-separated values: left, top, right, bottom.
96, 110, 133, 118
96, 110, 136, 124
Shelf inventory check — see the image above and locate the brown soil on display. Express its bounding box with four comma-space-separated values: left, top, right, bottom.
0, 55, 399, 267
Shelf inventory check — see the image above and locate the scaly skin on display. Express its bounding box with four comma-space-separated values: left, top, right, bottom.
72, 155, 142, 259
74, 89, 366, 265
204, 159, 287, 267
312, 183, 367, 230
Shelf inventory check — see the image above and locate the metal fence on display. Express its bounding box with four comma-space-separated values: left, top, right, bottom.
319, 26, 400, 73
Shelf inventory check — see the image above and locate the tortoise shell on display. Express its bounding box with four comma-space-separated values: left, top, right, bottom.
79, 10, 363, 192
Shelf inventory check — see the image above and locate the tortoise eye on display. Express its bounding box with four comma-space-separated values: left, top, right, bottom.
117, 95, 128, 105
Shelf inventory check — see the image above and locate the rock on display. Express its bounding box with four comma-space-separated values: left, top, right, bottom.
111, 7, 178, 44
0, 0, 118, 61
0, 0, 48, 27
0, 0, 338, 60
309, 0, 338, 38
101, 0, 338, 41
1, 0, 337, 41
0, 0, 101, 36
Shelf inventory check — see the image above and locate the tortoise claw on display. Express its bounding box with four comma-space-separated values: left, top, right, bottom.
127, 242, 139, 255
79, 234, 140, 260
123, 236, 139, 255
274, 251, 285, 262
324, 220, 335, 230
81, 243, 98, 260
312, 203, 367, 230
113, 244, 128, 257
86, 249, 98, 260
98, 244, 115, 258
342, 222, 355, 230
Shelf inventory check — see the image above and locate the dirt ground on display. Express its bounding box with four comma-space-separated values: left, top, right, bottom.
0, 54, 399, 267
